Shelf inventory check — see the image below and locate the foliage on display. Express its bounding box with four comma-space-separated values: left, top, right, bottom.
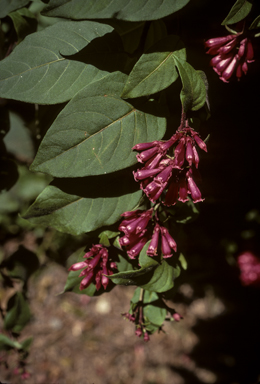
0, 0, 259, 379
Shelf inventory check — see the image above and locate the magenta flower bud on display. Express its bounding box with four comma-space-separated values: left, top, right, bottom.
187, 174, 204, 203
101, 274, 110, 290
245, 39, 254, 62
210, 54, 222, 67
127, 237, 147, 259
135, 327, 142, 337
86, 253, 102, 269
192, 134, 207, 152
110, 261, 117, 269
172, 313, 182, 322
133, 167, 162, 181
144, 152, 164, 170
147, 223, 160, 256
219, 54, 239, 83
136, 146, 158, 163
164, 179, 179, 206
238, 38, 247, 58
161, 227, 177, 252
121, 210, 142, 218
95, 270, 102, 291
68, 261, 87, 271
242, 60, 248, 75
178, 176, 189, 203
144, 332, 150, 342
161, 233, 172, 258
218, 38, 237, 55
174, 138, 185, 166
204, 35, 235, 49
214, 54, 233, 75
132, 141, 159, 151
236, 62, 243, 79
154, 164, 174, 184
80, 269, 94, 290
185, 139, 194, 166
192, 145, 199, 168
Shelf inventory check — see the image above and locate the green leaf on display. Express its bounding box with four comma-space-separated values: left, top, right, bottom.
249, 15, 260, 30
0, 334, 22, 351
0, 20, 114, 104
0, 0, 29, 18
144, 20, 168, 51
175, 59, 206, 112
109, 241, 180, 292
108, 20, 145, 54
43, 0, 190, 22
64, 248, 114, 296
30, 73, 166, 177
98, 230, 120, 246
8, 7, 37, 43
121, 35, 186, 99
20, 337, 33, 351
222, 0, 253, 25
178, 253, 187, 270
23, 183, 142, 235
1, 245, 39, 281
4, 292, 31, 333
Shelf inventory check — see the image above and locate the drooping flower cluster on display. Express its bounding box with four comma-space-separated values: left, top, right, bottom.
237, 251, 260, 287
132, 121, 207, 205
118, 209, 177, 259
69, 244, 117, 291
122, 306, 150, 341
205, 32, 254, 82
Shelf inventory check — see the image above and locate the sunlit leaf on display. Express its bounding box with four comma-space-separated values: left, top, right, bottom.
0, 20, 114, 104
30, 73, 166, 177
23, 183, 142, 236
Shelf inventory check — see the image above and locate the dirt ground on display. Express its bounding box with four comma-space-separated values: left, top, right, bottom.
0, 260, 235, 384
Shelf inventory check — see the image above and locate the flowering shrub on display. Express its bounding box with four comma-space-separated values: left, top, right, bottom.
0, 0, 259, 380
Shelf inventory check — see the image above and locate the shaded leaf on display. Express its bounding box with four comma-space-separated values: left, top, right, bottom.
4, 292, 31, 333
43, 0, 190, 22
0, 334, 22, 351
0, 0, 29, 18
175, 59, 206, 112
144, 20, 168, 51
108, 19, 145, 53
23, 183, 142, 235
30, 72, 166, 177
20, 337, 33, 351
249, 15, 260, 30
0, 20, 114, 104
222, 0, 253, 25
121, 35, 186, 98
1, 245, 39, 281
8, 7, 37, 42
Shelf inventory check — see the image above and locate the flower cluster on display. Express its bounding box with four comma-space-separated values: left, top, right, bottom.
118, 209, 177, 259
122, 306, 150, 341
69, 244, 117, 291
237, 251, 260, 287
205, 33, 254, 82
132, 121, 207, 205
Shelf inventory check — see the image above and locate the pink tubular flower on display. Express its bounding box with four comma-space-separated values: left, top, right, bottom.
147, 224, 177, 258
69, 244, 117, 291
237, 252, 260, 287
205, 30, 255, 82
119, 209, 153, 259
133, 125, 206, 205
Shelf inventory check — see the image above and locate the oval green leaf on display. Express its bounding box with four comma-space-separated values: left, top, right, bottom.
121, 35, 186, 98
30, 73, 166, 177
43, 0, 190, 22
0, 20, 113, 104
23, 184, 142, 236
